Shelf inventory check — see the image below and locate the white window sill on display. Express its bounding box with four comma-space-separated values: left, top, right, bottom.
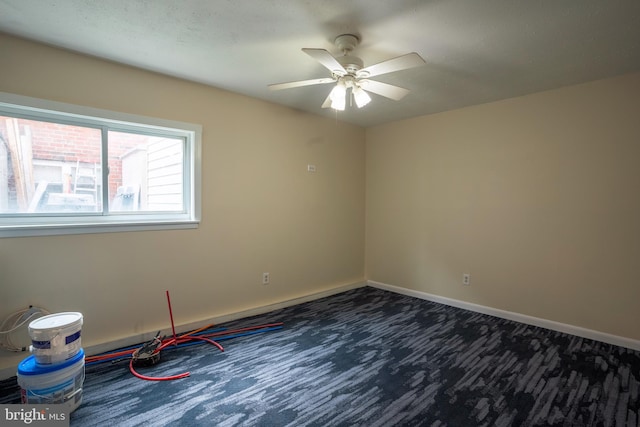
0, 220, 200, 238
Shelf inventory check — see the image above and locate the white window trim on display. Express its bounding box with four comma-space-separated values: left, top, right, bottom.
0, 92, 202, 238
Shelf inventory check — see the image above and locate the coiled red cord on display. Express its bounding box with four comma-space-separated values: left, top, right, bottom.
129, 357, 190, 381
103, 291, 280, 382
128, 330, 226, 381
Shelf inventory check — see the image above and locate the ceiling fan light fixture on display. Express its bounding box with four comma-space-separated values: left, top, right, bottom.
331, 95, 346, 111
353, 86, 371, 108
329, 81, 346, 102
329, 80, 347, 110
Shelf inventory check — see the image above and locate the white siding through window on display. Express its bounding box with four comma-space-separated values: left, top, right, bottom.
146, 137, 184, 211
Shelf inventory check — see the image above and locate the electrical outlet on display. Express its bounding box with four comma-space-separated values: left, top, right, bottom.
262, 272, 270, 285
307, 164, 316, 173
463, 273, 470, 286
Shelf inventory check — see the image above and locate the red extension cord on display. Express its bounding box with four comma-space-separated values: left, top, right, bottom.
87, 290, 283, 382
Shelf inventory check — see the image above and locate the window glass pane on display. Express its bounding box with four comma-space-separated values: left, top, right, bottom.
108, 130, 184, 213
0, 116, 102, 214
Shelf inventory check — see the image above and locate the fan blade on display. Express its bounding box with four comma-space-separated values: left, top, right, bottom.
358, 80, 410, 101
357, 52, 425, 78
302, 48, 347, 75
268, 77, 335, 91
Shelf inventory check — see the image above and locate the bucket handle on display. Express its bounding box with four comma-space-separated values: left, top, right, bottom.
27, 385, 83, 402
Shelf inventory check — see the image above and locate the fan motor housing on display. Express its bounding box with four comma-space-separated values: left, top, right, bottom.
337, 55, 363, 74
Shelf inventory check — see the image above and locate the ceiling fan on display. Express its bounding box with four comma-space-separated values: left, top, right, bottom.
268, 34, 426, 111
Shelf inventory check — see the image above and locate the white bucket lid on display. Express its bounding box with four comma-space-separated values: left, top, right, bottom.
29, 312, 83, 331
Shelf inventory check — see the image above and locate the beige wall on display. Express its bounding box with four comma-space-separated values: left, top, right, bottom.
366, 72, 640, 340
0, 34, 366, 371
2, 31, 639, 375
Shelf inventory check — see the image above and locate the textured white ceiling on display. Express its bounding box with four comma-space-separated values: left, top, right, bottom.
1, 0, 639, 127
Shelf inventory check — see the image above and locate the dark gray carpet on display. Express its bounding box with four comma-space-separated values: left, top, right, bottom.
2, 286, 640, 426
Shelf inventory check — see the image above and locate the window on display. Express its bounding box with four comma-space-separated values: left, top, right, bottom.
0, 93, 201, 237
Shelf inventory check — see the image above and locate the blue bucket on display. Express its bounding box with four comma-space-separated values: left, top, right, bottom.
17, 348, 85, 413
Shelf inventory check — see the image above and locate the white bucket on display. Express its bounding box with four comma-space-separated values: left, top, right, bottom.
17, 349, 85, 413
29, 312, 83, 365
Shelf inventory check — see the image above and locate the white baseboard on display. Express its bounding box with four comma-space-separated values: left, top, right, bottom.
368, 280, 640, 352
0, 280, 366, 381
